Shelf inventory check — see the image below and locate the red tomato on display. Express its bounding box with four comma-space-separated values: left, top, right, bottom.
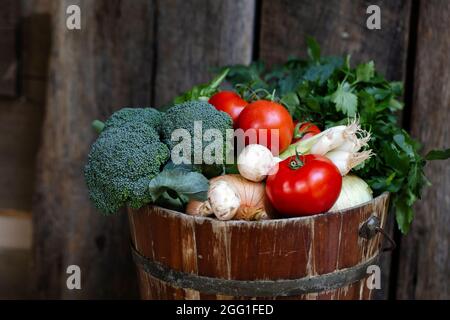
266, 154, 342, 216
208, 91, 247, 126
292, 121, 321, 143
237, 100, 294, 154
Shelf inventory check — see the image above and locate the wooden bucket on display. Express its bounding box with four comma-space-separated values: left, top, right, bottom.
128, 192, 390, 300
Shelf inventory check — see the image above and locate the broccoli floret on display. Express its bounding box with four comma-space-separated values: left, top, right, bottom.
162, 101, 233, 175
84, 117, 170, 214
103, 107, 163, 132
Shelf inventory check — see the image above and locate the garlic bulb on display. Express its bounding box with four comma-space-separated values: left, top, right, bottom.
208, 180, 241, 220
329, 175, 373, 212
237, 144, 279, 182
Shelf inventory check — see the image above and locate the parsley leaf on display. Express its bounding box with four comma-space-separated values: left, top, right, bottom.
306, 36, 321, 61
425, 148, 450, 160
356, 61, 375, 82
331, 81, 358, 116
173, 68, 229, 104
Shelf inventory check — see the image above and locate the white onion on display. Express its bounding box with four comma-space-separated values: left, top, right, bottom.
280, 118, 372, 162
329, 175, 373, 212
309, 125, 348, 155
325, 149, 373, 176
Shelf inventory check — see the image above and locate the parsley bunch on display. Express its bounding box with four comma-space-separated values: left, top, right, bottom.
220, 38, 449, 233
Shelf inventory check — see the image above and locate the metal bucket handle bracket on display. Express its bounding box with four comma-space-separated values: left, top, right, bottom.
359, 215, 396, 252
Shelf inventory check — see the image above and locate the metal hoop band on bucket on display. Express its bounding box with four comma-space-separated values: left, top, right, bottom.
131, 244, 380, 297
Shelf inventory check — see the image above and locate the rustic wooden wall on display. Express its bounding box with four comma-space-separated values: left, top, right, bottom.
0, 210, 32, 299
0, 0, 442, 299
20, 0, 52, 106
153, 0, 255, 106
0, 0, 51, 299
0, 0, 19, 96
396, 0, 450, 300
0, 0, 49, 212
0, 100, 43, 210
260, 0, 411, 78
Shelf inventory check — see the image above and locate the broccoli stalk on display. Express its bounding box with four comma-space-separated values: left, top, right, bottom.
92, 120, 105, 133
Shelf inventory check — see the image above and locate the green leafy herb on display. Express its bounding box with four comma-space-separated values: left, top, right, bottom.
425, 148, 450, 160
356, 61, 375, 83
221, 39, 449, 233
331, 81, 358, 116
173, 68, 229, 104
306, 36, 321, 62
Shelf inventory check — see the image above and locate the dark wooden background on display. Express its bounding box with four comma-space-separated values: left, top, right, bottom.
0, 0, 448, 299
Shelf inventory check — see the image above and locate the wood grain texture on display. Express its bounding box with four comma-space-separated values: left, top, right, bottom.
0, 209, 32, 249
259, 0, 410, 80
20, 0, 52, 17
128, 193, 389, 300
153, 0, 256, 106
396, 0, 450, 300
0, 100, 43, 211
0, 1, 50, 212
20, 9, 52, 105
259, 0, 411, 299
32, 0, 156, 299
0, 248, 32, 299
0, 0, 20, 96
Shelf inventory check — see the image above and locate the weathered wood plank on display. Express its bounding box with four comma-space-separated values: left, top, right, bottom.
0, 1, 51, 212
0, 249, 32, 299
0, 0, 20, 96
20, 0, 53, 16
0, 100, 43, 211
0, 209, 32, 249
0, 0, 20, 27
32, 0, 156, 299
153, 0, 256, 107
20, 10, 52, 104
259, 0, 411, 299
396, 0, 450, 300
260, 0, 410, 79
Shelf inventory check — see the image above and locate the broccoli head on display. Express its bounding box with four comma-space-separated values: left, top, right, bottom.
103, 107, 163, 132
84, 114, 170, 214
161, 101, 233, 174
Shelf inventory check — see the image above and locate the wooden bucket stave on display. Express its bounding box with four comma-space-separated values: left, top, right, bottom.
128, 192, 390, 300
